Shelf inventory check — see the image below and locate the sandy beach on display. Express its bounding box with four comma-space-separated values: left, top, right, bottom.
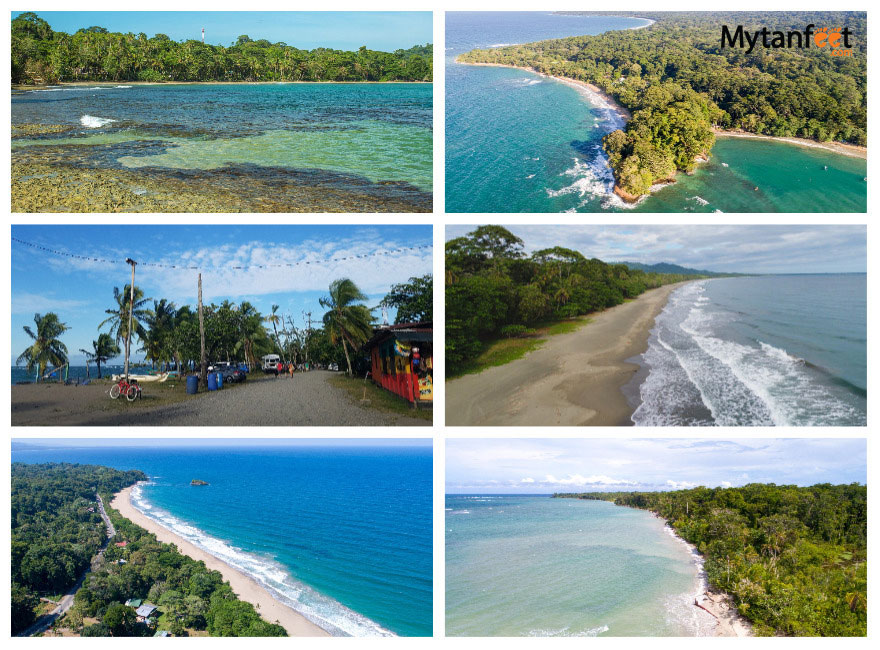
111, 486, 330, 637
714, 129, 867, 160
446, 282, 686, 426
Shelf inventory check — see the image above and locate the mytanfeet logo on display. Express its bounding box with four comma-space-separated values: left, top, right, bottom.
721, 24, 854, 56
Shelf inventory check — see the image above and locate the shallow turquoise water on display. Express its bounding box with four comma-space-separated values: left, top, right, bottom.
11, 445, 433, 637
13, 82, 433, 191
446, 495, 713, 637
445, 12, 866, 213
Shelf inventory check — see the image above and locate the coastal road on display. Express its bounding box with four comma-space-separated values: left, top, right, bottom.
15, 494, 115, 637
446, 283, 685, 426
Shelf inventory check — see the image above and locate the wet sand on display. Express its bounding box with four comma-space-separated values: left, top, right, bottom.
111, 486, 331, 637
714, 129, 867, 160
700, 590, 753, 637
446, 282, 686, 426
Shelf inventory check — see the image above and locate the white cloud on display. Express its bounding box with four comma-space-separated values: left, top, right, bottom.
544, 474, 637, 487
665, 480, 698, 489
11, 292, 89, 315
521, 478, 535, 483
721, 481, 732, 488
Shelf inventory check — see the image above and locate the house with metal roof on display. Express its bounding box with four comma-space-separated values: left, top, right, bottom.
135, 604, 158, 620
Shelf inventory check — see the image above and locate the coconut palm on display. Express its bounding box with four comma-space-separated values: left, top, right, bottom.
319, 278, 374, 376
264, 303, 283, 361
17, 312, 70, 380
98, 284, 151, 345
141, 298, 177, 369
80, 333, 121, 378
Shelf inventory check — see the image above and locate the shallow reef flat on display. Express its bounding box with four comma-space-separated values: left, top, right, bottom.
12, 151, 432, 213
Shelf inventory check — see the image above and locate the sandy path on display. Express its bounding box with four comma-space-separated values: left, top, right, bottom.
111, 486, 330, 637
446, 283, 685, 426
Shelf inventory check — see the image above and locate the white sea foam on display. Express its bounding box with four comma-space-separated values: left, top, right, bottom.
547, 154, 641, 211
130, 485, 395, 637
114, 85, 132, 88
689, 195, 709, 206
80, 115, 116, 128
721, 162, 729, 167
527, 624, 608, 637
526, 174, 536, 179
633, 280, 865, 426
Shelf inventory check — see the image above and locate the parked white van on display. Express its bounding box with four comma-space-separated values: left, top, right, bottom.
261, 354, 281, 372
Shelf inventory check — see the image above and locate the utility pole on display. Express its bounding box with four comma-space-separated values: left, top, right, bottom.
198, 273, 207, 385
304, 311, 312, 368
123, 258, 137, 381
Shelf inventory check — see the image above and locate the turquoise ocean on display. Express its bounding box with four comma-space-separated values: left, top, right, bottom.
445, 12, 867, 213
11, 444, 433, 637
633, 275, 867, 426
446, 495, 715, 636
12, 82, 432, 208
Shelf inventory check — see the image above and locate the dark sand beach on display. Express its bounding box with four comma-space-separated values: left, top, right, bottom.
445, 282, 685, 426
12, 371, 429, 427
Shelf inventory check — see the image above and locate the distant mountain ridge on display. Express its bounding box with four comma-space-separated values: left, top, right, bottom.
617, 261, 730, 276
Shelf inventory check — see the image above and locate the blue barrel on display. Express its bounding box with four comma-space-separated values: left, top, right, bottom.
216, 372, 223, 389
186, 375, 198, 395
207, 373, 218, 391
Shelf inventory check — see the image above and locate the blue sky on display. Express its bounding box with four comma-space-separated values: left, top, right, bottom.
11, 225, 432, 365
13, 11, 433, 51
446, 438, 867, 493
446, 225, 867, 274
13, 438, 432, 448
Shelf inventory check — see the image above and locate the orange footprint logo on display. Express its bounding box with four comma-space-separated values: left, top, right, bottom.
815, 27, 843, 49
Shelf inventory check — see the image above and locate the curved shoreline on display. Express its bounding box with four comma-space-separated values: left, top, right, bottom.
446, 282, 688, 426
111, 485, 332, 637
713, 129, 867, 160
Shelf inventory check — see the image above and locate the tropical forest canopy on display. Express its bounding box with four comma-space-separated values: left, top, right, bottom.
556, 483, 867, 636
445, 226, 706, 372
459, 12, 866, 198
11, 12, 433, 84
16, 274, 432, 379
11, 462, 287, 637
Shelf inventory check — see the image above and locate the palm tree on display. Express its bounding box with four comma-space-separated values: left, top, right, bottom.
264, 304, 284, 361
80, 333, 121, 378
141, 299, 177, 369
319, 278, 374, 376
17, 312, 70, 380
98, 284, 151, 346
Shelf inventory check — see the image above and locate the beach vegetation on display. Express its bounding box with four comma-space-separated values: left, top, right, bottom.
320, 278, 375, 377
16, 312, 70, 380
379, 274, 433, 324
446, 226, 705, 375
99, 284, 151, 347
459, 11, 866, 198
12, 14, 432, 84
11, 463, 288, 637
80, 333, 121, 378
557, 483, 867, 636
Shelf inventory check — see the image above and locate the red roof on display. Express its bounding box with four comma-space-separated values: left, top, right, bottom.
115, 541, 128, 547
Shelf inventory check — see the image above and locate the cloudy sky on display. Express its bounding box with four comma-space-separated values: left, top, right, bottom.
11, 224, 431, 364
446, 438, 866, 494
445, 225, 866, 274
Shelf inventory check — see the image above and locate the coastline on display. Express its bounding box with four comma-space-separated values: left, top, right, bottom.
652, 511, 753, 637
110, 485, 332, 637
714, 129, 867, 160
13, 80, 430, 90
446, 281, 687, 426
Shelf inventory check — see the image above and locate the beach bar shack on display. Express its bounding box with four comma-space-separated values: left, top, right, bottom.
365, 322, 432, 407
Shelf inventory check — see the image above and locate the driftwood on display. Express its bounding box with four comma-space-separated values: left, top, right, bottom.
694, 598, 719, 619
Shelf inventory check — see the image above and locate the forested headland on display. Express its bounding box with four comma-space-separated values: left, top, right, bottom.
11, 463, 287, 637
458, 12, 866, 199
446, 226, 706, 374
12, 12, 432, 84
555, 484, 867, 636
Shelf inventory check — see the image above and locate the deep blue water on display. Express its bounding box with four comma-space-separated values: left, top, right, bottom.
11, 444, 433, 637
634, 275, 867, 426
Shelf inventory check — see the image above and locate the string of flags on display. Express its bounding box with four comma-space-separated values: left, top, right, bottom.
12, 237, 432, 271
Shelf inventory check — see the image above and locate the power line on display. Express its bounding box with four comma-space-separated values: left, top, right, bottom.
11, 237, 431, 271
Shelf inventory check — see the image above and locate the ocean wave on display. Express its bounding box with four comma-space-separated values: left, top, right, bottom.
527, 624, 609, 637
634, 280, 865, 426
547, 154, 640, 211
115, 85, 132, 88
130, 486, 394, 637
80, 115, 116, 128
688, 195, 709, 206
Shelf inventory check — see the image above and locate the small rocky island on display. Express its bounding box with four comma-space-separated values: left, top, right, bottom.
190, 479, 209, 486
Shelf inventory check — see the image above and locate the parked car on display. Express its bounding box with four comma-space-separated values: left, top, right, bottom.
209, 362, 246, 383
328, 363, 339, 371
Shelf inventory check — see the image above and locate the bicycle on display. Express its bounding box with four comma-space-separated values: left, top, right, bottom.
110, 378, 142, 402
